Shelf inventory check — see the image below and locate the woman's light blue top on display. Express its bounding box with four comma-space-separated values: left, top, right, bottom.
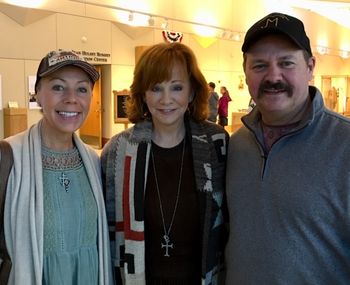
42, 146, 98, 285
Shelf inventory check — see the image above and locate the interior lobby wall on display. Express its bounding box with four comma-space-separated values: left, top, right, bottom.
0, 6, 350, 139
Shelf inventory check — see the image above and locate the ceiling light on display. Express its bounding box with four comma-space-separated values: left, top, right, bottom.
232, 33, 241, 41
128, 11, 134, 22
316, 46, 328, 55
229, 32, 235, 40
161, 19, 169, 29
221, 30, 228, 39
340, 50, 349, 59
148, 16, 154, 26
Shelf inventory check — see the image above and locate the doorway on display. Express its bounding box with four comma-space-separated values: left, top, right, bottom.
79, 66, 102, 149
321, 75, 350, 114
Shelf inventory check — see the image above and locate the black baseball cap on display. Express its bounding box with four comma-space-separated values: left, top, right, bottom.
35, 49, 100, 93
242, 12, 312, 56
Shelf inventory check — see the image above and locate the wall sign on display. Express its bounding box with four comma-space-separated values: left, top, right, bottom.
72, 50, 111, 64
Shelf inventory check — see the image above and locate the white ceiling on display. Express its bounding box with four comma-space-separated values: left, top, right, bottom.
1, 0, 350, 32
290, 0, 350, 28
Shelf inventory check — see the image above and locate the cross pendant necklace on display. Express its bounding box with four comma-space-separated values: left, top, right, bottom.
59, 172, 71, 192
151, 137, 186, 257
161, 234, 173, 257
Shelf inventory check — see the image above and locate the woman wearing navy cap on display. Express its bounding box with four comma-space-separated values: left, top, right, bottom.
0, 50, 113, 285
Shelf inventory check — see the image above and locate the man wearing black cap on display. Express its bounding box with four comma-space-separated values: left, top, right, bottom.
225, 12, 350, 284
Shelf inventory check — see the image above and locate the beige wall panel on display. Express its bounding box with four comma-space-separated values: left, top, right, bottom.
314, 54, 347, 76
0, 59, 25, 107
56, 14, 111, 54
22, 14, 57, 59
0, 12, 56, 60
148, 29, 168, 45
111, 65, 134, 97
218, 42, 235, 72
202, 70, 221, 87
0, 12, 24, 58
111, 24, 135, 65
111, 25, 155, 65
218, 40, 242, 72
191, 38, 220, 71
133, 31, 156, 48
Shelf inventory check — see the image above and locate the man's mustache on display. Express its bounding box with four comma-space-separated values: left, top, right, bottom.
258, 81, 293, 98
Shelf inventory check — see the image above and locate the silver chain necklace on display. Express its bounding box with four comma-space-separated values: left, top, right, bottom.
150, 137, 186, 257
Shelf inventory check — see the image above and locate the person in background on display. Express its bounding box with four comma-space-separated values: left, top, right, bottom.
207, 81, 219, 123
226, 12, 350, 284
29, 93, 37, 102
0, 50, 113, 285
218, 86, 232, 127
101, 42, 228, 285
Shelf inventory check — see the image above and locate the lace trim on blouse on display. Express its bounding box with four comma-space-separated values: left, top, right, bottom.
41, 145, 82, 170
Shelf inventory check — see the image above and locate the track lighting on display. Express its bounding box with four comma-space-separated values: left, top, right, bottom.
128, 11, 133, 22
340, 50, 349, 59
71, 0, 246, 42
161, 19, 169, 29
232, 33, 241, 41
148, 16, 155, 26
221, 30, 228, 39
316, 46, 328, 55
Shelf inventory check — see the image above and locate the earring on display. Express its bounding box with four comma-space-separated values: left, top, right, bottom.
189, 92, 195, 102
142, 103, 151, 120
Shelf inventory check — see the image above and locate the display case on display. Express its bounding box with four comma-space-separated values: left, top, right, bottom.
3, 108, 27, 137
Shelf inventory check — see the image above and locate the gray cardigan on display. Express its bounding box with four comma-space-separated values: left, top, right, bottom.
226, 86, 350, 284
101, 117, 229, 285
